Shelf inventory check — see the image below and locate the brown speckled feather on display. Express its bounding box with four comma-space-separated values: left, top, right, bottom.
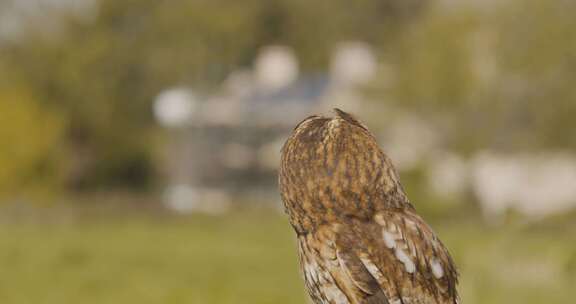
279, 109, 459, 304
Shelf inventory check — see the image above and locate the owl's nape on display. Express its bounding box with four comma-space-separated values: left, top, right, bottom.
279, 109, 459, 304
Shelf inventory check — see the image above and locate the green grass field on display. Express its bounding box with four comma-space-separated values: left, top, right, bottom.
0, 211, 574, 304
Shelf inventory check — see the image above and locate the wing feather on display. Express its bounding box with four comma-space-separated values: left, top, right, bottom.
332, 211, 458, 304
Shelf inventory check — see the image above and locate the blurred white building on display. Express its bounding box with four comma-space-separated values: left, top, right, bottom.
155, 42, 378, 213
471, 152, 576, 221
154, 42, 576, 220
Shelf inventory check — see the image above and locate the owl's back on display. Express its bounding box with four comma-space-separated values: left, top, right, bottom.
279, 109, 459, 304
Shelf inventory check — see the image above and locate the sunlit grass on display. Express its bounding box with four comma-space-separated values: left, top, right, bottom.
0, 210, 574, 304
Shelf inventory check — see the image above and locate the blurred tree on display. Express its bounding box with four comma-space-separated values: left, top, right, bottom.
377, 0, 576, 153
492, 0, 576, 151
255, 0, 427, 68
0, 83, 65, 202
1, 0, 263, 190
0, 0, 427, 193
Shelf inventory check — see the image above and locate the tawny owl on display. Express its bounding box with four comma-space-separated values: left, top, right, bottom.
279, 109, 459, 304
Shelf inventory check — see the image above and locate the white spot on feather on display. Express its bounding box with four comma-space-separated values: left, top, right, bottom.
404, 219, 418, 231
395, 248, 415, 273
374, 213, 386, 225
360, 256, 384, 281
390, 299, 406, 304
431, 258, 444, 278
382, 231, 396, 249
324, 284, 349, 304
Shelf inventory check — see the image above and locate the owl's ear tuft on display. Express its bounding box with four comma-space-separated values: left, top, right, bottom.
333, 108, 370, 132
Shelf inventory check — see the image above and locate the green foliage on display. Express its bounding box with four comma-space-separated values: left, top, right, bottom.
379, 0, 576, 152
3, 0, 571, 196
491, 0, 576, 150
254, 0, 426, 68
387, 10, 479, 110
0, 85, 65, 201
0, 0, 424, 193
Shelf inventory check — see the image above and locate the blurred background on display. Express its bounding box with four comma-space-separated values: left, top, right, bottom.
0, 0, 575, 303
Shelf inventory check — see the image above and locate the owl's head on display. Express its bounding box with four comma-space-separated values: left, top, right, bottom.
281, 108, 382, 177
279, 109, 407, 224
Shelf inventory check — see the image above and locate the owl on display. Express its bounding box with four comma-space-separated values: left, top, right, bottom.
279, 109, 459, 304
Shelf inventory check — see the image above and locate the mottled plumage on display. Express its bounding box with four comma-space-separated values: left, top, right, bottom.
279, 109, 459, 304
